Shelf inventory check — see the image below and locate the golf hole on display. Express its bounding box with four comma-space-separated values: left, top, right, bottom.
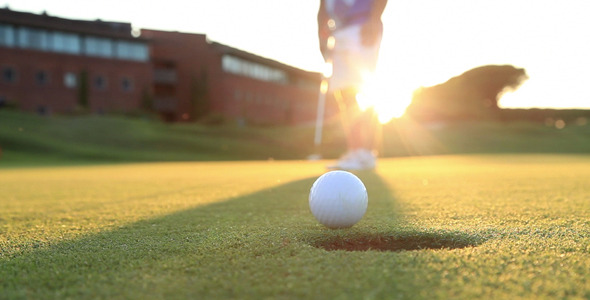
311, 232, 482, 252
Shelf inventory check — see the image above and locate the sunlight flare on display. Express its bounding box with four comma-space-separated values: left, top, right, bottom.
356, 72, 413, 124
322, 61, 333, 79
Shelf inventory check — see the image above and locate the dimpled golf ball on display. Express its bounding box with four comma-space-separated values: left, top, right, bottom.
309, 170, 368, 229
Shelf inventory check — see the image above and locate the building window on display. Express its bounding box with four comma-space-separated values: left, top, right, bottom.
17, 27, 49, 50
0, 24, 15, 47
121, 77, 133, 92
221, 55, 288, 84
84, 36, 113, 58
115, 41, 148, 61
2, 67, 17, 83
35, 70, 49, 85
51, 32, 81, 54
64, 72, 77, 88
94, 75, 107, 90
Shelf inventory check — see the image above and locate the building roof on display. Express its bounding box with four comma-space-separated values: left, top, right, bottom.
0, 7, 140, 40
142, 28, 320, 81
0, 7, 318, 79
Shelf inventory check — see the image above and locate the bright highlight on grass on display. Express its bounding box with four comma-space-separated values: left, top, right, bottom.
356, 72, 413, 123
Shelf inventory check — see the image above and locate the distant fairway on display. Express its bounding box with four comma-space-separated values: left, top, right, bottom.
2, 110, 590, 166
1, 155, 589, 299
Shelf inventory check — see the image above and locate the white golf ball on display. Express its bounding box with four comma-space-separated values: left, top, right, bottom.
309, 171, 368, 229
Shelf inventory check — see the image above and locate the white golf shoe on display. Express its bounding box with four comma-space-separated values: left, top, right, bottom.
327, 149, 376, 171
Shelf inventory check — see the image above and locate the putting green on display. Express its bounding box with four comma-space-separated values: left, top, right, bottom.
1, 155, 589, 299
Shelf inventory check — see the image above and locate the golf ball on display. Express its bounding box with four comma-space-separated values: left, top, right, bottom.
309, 170, 368, 229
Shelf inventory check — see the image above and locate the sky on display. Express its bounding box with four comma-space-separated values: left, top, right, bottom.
2, 0, 589, 115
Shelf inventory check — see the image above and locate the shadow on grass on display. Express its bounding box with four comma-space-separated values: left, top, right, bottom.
1, 168, 487, 298
310, 230, 483, 252
307, 170, 485, 252
0, 176, 315, 297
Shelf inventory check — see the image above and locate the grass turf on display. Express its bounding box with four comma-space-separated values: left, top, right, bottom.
2, 110, 590, 167
1, 155, 589, 299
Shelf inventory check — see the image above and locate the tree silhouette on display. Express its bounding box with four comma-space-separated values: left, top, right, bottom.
406, 65, 528, 122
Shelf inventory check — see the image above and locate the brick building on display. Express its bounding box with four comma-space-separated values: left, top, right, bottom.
142, 29, 329, 124
0, 8, 151, 115
0, 8, 332, 125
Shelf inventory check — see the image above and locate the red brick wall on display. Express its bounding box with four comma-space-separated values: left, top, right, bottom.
0, 47, 151, 114
141, 29, 221, 121
218, 72, 322, 125
142, 29, 329, 125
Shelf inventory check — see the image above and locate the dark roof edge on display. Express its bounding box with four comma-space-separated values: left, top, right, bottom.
0, 8, 142, 41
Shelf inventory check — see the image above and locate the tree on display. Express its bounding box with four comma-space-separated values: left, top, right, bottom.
406, 65, 528, 122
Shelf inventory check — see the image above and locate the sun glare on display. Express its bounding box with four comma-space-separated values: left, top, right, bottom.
356, 73, 413, 124
322, 61, 333, 79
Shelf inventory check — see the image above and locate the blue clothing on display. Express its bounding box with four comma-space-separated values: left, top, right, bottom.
326, 0, 376, 28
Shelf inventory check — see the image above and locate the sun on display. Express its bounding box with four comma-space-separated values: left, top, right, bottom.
355, 72, 414, 124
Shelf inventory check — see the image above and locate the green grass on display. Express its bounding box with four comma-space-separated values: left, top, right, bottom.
0, 110, 344, 166
2, 110, 590, 167
1, 155, 589, 299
